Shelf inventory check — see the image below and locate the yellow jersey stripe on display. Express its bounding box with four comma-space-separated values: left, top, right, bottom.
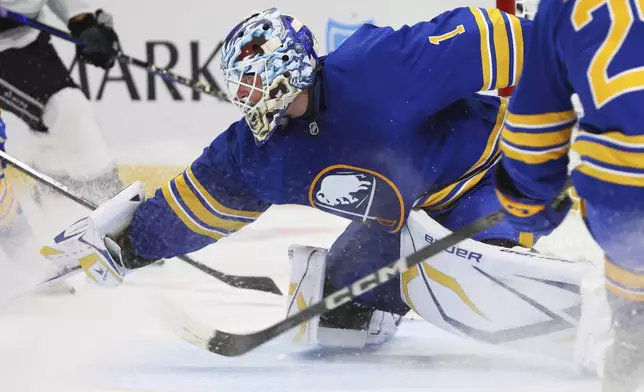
573, 140, 644, 169
501, 140, 570, 164
577, 129, 644, 147
421, 180, 461, 208
162, 182, 226, 240
508, 14, 524, 85
487, 9, 511, 90
506, 110, 577, 129
422, 165, 492, 210
466, 97, 507, 176
605, 257, 644, 290
575, 162, 644, 187
606, 282, 644, 302
421, 98, 507, 210
174, 174, 249, 232
435, 168, 490, 209
470, 7, 493, 91
186, 167, 262, 220
503, 127, 573, 149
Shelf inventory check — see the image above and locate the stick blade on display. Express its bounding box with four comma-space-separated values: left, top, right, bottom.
228, 276, 282, 295
167, 306, 260, 357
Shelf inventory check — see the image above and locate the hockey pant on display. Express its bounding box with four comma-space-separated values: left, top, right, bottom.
325, 173, 541, 315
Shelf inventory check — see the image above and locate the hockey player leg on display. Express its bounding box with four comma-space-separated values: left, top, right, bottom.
0, 33, 123, 203
583, 204, 644, 391
285, 224, 405, 349
33, 87, 122, 202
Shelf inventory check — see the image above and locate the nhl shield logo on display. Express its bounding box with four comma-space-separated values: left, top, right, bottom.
309, 165, 404, 232
326, 18, 373, 53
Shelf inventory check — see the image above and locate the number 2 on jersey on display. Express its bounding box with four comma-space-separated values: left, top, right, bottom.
572, 0, 644, 108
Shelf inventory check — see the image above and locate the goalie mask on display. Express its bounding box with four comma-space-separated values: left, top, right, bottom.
221, 8, 318, 145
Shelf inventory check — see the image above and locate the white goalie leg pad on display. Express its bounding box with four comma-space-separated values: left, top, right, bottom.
400, 210, 594, 362
286, 244, 326, 346
32, 88, 116, 180
286, 244, 400, 349
40, 182, 145, 286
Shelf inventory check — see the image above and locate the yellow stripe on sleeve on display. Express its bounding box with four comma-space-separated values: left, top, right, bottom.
503, 127, 573, 148
578, 129, 644, 145
487, 9, 511, 90
572, 130, 644, 187
469, 7, 493, 91
575, 163, 644, 187
508, 14, 524, 84
186, 167, 263, 219
505, 110, 577, 129
161, 182, 225, 241
501, 141, 570, 164
422, 167, 491, 210
573, 140, 644, 169
467, 97, 507, 174
421, 98, 507, 211
174, 174, 249, 232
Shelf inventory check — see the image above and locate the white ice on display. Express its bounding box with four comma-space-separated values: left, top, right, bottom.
0, 193, 604, 392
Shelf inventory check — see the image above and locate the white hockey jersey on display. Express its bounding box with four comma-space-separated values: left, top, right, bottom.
0, 0, 93, 51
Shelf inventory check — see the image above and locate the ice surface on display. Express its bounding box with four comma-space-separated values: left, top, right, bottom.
0, 198, 603, 392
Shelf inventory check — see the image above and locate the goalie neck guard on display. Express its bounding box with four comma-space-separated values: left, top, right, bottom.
221, 8, 319, 145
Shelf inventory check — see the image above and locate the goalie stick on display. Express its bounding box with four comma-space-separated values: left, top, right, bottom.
0, 149, 282, 296
0, 8, 228, 102
174, 182, 572, 357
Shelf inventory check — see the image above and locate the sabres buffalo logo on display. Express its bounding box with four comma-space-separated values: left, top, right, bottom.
309, 165, 404, 232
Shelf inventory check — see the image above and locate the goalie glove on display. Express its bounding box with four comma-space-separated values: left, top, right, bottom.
40, 182, 147, 286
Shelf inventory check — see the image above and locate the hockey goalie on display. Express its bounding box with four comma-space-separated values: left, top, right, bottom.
40, 6, 611, 379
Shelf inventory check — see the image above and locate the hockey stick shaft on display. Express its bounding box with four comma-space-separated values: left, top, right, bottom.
0, 149, 280, 295
188, 181, 572, 356
0, 8, 228, 101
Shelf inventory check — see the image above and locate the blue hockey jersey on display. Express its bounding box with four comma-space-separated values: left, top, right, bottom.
129, 7, 532, 259
500, 0, 644, 209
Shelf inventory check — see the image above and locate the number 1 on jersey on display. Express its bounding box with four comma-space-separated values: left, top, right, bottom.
428, 25, 465, 45
572, 0, 644, 108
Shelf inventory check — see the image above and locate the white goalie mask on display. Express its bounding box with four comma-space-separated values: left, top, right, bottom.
220, 8, 318, 145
